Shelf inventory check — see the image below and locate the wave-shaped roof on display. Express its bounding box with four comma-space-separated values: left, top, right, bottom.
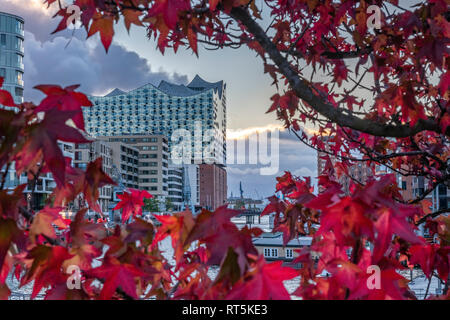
94, 75, 224, 99
157, 80, 199, 97
105, 88, 126, 97
187, 75, 224, 98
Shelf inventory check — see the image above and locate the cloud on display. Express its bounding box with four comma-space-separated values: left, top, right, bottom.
0, 1, 188, 102
226, 129, 318, 198
23, 29, 189, 101
23, 30, 188, 102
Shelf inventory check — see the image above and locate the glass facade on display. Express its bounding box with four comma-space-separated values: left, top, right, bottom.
84, 75, 227, 164
0, 11, 24, 104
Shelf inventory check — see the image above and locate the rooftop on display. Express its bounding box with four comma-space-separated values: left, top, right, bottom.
253, 232, 312, 247
94, 75, 225, 99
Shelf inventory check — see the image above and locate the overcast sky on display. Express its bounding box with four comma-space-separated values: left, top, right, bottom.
1, 0, 320, 198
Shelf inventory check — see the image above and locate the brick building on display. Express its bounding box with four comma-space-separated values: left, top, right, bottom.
199, 164, 227, 210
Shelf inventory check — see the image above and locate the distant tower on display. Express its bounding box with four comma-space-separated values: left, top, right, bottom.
239, 182, 244, 199
183, 165, 195, 214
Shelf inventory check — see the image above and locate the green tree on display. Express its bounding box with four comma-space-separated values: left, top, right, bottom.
144, 197, 160, 212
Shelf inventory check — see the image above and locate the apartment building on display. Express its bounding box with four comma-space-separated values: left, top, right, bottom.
100, 134, 169, 198
0, 11, 24, 104
2, 141, 74, 210
102, 139, 140, 190
167, 166, 184, 211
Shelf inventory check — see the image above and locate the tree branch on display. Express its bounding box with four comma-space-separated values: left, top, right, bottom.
228, 7, 446, 138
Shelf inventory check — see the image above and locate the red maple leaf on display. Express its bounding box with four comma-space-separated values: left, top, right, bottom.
21, 245, 73, 299
14, 109, 90, 186
226, 257, 297, 300
86, 256, 145, 300
113, 188, 152, 223
88, 13, 115, 52
34, 84, 92, 130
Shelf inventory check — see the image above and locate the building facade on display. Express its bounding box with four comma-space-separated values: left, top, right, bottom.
103, 139, 140, 190
83, 75, 227, 165
253, 232, 314, 267
100, 134, 170, 198
0, 11, 24, 104
167, 166, 184, 211
199, 164, 227, 210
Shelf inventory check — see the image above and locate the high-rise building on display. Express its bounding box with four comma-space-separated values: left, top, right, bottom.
83, 76, 228, 210
83, 75, 227, 165
100, 134, 169, 196
199, 164, 227, 210
0, 11, 24, 104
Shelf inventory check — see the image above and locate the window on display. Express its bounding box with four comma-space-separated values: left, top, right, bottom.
15, 87, 23, 97
263, 248, 278, 258
286, 249, 293, 259
271, 248, 278, 257
0, 34, 5, 46
15, 70, 23, 85
0, 68, 5, 78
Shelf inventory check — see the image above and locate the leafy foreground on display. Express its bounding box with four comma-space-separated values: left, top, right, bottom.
0, 81, 448, 299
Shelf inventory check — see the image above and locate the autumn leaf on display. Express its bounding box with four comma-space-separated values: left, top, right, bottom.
0, 219, 19, 272
34, 84, 92, 130
88, 13, 115, 52
123, 9, 143, 32
21, 245, 73, 299
86, 256, 145, 300
14, 109, 90, 187
113, 188, 152, 223
29, 206, 69, 243
226, 257, 297, 300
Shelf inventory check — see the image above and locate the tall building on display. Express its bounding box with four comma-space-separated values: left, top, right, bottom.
101, 134, 186, 211
83, 75, 227, 165
100, 134, 169, 195
0, 11, 24, 104
3, 142, 74, 210
83, 76, 228, 210
199, 164, 227, 210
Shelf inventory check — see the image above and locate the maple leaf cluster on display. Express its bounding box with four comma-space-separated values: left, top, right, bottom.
262, 166, 449, 300
48, 0, 449, 193
0, 76, 448, 299
0, 0, 448, 300
0, 79, 302, 300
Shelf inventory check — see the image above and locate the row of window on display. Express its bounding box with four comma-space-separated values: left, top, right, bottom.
263, 248, 293, 259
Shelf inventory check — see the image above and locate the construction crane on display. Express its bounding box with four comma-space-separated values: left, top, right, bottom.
183, 165, 195, 214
